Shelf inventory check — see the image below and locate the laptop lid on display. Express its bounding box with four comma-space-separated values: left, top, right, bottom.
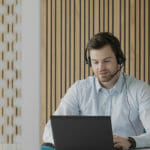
51, 116, 114, 150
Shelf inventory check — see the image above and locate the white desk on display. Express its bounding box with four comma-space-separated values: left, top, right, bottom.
134, 148, 150, 150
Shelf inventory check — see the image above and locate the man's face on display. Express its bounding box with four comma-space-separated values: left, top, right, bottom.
90, 45, 119, 83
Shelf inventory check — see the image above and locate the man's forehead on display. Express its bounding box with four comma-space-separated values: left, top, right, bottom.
91, 56, 113, 61
90, 49, 115, 58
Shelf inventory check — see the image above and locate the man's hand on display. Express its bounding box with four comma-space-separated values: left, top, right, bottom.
113, 135, 131, 149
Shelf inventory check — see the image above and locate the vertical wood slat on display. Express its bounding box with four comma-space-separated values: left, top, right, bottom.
145, 0, 149, 83
71, 0, 75, 85
94, 0, 99, 34
109, 0, 112, 33
136, 0, 140, 79
141, 0, 145, 81
66, 0, 70, 89
40, 0, 47, 143
130, 0, 135, 76
120, 0, 124, 62
125, 0, 129, 74
114, 0, 120, 39
100, 0, 104, 32
89, 0, 94, 75
81, 0, 85, 80
41, 0, 150, 141
47, 0, 51, 122
104, 0, 108, 32
62, 0, 66, 96
84, 0, 89, 79
56, 0, 61, 113
149, 0, 150, 84
75, 0, 80, 81
41, 0, 47, 142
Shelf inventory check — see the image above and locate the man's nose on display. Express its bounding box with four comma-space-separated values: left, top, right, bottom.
97, 62, 104, 70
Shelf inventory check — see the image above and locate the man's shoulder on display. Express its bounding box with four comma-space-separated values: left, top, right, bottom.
73, 76, 95, 89
124, 73, 148, 88
66, 76, 95, 94
77, 76, 95, 84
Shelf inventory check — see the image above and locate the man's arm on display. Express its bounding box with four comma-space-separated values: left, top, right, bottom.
113, 82, 150, 149
43, 81, 81, 143
131, 83, 150, 148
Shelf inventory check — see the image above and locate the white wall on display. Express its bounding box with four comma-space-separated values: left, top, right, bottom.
22, 0, 41, 150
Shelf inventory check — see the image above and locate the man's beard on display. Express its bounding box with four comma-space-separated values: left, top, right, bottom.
98, 74, 113, 82
97, 68, 119, 83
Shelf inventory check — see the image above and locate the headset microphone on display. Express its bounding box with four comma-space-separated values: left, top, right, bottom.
110, 65, 122, 79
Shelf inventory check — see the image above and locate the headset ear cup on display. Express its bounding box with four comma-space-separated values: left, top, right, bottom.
84, 48, 92, 67
88, 57, 91, 67
118, 56, 126, 65
117, 50, 126, 65
84, 48, 88, 64
118, 57, 122, 65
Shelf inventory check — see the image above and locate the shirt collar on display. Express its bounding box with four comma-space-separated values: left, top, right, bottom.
95, 76, 102, 93
111, 72, 124, 93
95, 72, 124, 94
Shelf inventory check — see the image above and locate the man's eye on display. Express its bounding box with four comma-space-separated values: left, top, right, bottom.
104, 60, 110, 63
93, 61, 98, 64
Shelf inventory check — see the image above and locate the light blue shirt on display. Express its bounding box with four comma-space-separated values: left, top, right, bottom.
43, 72, 150, 148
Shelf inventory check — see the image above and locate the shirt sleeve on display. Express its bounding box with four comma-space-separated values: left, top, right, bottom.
43, 81, 81, 143
132, 83, 150, 148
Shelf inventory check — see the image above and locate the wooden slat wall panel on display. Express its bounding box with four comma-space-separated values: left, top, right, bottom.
41, 0, 150, 141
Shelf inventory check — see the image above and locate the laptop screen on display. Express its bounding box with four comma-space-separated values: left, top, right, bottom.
51, 116, 114, 150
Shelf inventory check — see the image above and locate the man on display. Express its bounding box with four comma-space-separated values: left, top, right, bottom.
43, 32, 150, 149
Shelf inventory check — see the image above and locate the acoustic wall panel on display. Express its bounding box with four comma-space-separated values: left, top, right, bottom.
0, 0, 22, 149
41, 0, 150, 141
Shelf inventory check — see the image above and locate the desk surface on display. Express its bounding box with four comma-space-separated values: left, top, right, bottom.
41, 145, 150, 150
133, 148, 150, 150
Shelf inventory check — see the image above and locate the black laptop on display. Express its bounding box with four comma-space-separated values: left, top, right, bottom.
51, 116, 114, 150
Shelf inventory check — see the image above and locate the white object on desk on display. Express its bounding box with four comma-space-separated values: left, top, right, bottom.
134, 148, 150, 150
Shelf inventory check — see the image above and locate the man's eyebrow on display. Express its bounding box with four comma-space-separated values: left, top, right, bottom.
103, 57, 112, 60
91, 57, 112, 61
